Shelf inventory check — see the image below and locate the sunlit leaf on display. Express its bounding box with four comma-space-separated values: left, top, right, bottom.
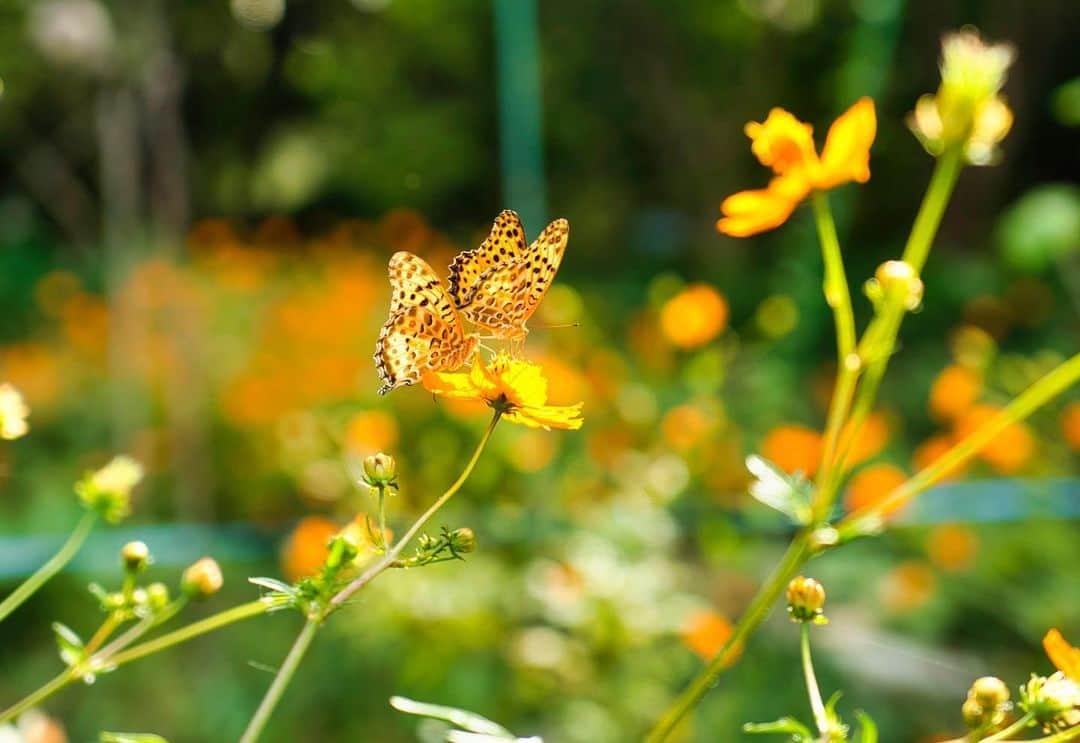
743, 716, 813, 741
746, 455, 814, 525
855, 711, 878, 743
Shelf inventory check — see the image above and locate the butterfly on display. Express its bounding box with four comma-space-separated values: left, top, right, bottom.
374, 252, 477, 395
447, 210, 569, 342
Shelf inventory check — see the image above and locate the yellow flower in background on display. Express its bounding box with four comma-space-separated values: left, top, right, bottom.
659, 284, 729, 349
1045, 629, 1080, 682
423, 353, 583, 431
717, 98, 877, 237
0, 383, 30, 440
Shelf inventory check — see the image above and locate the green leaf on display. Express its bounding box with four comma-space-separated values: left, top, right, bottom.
52, 622, 85, 668
742, 717, 813, 741
100, 733, 170, 743
745, 455, 814, 525
855, 711, 877, 743
248, 577, 296, 596
389, 696, 513, 737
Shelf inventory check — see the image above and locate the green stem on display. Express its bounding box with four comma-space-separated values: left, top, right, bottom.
237, 616, 320, 743
108, 599, 271, 668
329, 411, 501, 610
900, 146, 964, 273
643, 536, 810, 743
378, 486, 388, 551
977, 712, 1036, 742
800, 624, 829, 736
0, 668, 74, 724
812, 193, 856, 360
0, 512, 97, 624
839, 352, 1080, 538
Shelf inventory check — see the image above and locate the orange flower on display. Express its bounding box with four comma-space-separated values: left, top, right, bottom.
1044, 629, 1080, 681
929, 365, 982, 422
762, 424, 822, 476
659, 284, 729, 349
927, 524, 978, 572
841, 410, 891, 466
880, 560, 936, 613
280, 516, 339, 582
422, 353, 583, 431
913, 434, 968, 481
1063, 401, 1080, 452
717, 98, 877, 237
954, 404, 1035, 474
844, 463, 909, 517
682, 609, 739, 663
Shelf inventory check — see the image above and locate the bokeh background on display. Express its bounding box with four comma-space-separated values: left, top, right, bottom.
1, 0, 1078, 741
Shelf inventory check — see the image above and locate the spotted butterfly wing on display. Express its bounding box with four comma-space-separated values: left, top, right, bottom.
454, 217, 569, 341
374, 252, 477, 395
447, 210, 527, 309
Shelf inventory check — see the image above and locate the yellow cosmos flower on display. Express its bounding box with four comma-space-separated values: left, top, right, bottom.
422, 353, 583, 431
717, 98, 877, 237
1044, 628, 1080, 682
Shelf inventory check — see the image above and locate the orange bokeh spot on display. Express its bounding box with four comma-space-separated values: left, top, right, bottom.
508, 429, 558, 472
280, 516, 339, 582
844, 463, 908, 516
954, 404, 1035, 474
659, 284, 729, 350
661, 404, 713, 452
344, 410, 399, 458
840, 411, 891, 466
682, 609, 739, 663
762, 424, 822, 477
927, 524, 978, 572
928, 365, 982, 422
880, 560, 937, 613
1062, 401, 1080, 452
912, 434, 967, 481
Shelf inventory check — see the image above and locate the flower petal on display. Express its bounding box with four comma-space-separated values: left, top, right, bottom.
746, 108, 818, 176
716, 185, 801, 237
422, 368, 481, 399
1045, 628, 1080, 682
505, 403, 584, 431
819, 97, 876, 189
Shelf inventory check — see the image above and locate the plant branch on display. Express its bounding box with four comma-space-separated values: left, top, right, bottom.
237, 616, 320, 743
800, 624, 829, 735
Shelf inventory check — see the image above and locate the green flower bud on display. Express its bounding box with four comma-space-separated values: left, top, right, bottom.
146, 582, 170, 611
121, 541, 151, 573
962, 697, 986, 729
449, 527, 477, 554
182, 557, 223, 599
1020, 672, 1080, 731
75, 455, 144, 524
361, 452, 397, 487
324, 534, 359, 571
971, 676, 1010, 710
786, 576, 827, 623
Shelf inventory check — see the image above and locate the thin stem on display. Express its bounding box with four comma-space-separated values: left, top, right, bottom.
0, 512, 97, 624
800, 624, 829, 735
900, 147, 964, 273
839, 352, 1080, 538
812, 193, 856, 360
237, 616, 320, 743
95, 597, 187, 661
108, 599, 271, 668
644, 536, 810, 743
83, 612, 123, 656
329, 411, 501, 610
378, 486, 388, 551
977, 712, 1036, 742
0, 668, 73, 724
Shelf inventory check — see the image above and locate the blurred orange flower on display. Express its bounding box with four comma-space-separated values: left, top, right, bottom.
344, 410, 400, 458
844, 463, 908, 516
927, 524, 978, 572
1044, 629, 1080, 681
762, 424, 822, 476
659, 284, 729, 349
281, 516, 339, 582
913, 434, 968, 481
682, 609, 738, 662
717, 98, 876, 237
880, 560, 936, 613
661, 404, 714, 452
423, 353, 583, 431
841, 410, 891, 466
929, 365, 982, 422
954, 404, 1035, 474
1062, 401, 1080, 452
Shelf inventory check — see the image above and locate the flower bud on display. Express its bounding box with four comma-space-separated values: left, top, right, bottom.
121, 541, 150, 573
1020, 672, 1080, 731
182, 557, 223, 599
961, 696, 986, 729
786, 576, 826, 623
0, 383, 30, 440
75, 455, 144, 524
908, 29, 1015, 165
449, 527, 477, 554
324, 534, 359, 571
971, 676, 1010, 710
874, 260, 924, 311
362, 452, 397, 488
146, 582, 170, 611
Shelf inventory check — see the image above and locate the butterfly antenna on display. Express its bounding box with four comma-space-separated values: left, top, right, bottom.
534, 322, 581, 330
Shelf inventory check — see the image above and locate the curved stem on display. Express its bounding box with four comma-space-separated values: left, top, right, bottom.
0, 668, 73, 724
237, 616, 320, 743
329, 411, 501, 610
644, 536, 810, 743
800, 624, 829, 735
977, 712, 1035, 742
839, 352, 1080, 538
812, 193, 856, 360
0, 512, 97, 624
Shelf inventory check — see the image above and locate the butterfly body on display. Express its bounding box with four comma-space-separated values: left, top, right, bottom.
448, 210, 569, 342
374, 252, 477, 395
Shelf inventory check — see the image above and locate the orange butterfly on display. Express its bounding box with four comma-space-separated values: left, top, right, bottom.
447, 210, 569, 342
